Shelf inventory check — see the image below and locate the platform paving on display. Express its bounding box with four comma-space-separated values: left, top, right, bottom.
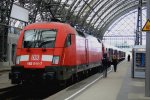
0, 65, 10, 72
73, 61, 150, 100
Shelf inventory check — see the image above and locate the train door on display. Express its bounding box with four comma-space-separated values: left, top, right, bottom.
85, 39, 89, 64
62, 34, 76, 66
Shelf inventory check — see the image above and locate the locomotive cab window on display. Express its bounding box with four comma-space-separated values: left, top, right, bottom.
65, 34, 71, 47
23, 29, 57, 48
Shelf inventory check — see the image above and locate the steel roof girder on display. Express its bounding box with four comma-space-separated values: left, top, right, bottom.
81, 0, 107, 26
100, 1, 139, 29
98, 4, 146, 39
79, 0, 99, 17
73, 0, 91, 24
70, 0, 82, 15
50, 0, 62, 16
96, 0, 133, 29
80, 0, 103, 26
65, 0, 78, 21
95, 0, 138, 31
91, 0, 125, 28
87, 0, 114, 27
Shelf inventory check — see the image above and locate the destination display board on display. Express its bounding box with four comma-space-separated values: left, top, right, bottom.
136, 53, 145, 68
132, 45, 146, 78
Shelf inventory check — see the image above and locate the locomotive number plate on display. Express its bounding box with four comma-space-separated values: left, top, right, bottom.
27, 62, 42, 65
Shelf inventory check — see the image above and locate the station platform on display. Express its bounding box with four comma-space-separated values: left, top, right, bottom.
73, 61, 150, 100
0, 65, 10, 72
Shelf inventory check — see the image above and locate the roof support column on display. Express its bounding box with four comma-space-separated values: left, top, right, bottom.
145, 0, 150, 97
135, 0, 142, 45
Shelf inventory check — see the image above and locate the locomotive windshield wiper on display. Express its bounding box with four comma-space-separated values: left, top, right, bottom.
32, 30, 43, 48
28, 35, 36, 48
38, 30, 46, 49
28, 30, 38, 48
39, 38, 54, 48
39, 30, 56, 48
24, 30, 37, 48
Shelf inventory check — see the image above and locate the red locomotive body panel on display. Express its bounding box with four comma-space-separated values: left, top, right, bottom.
87, 36, 102, 64
16, 22, 71, 68
75, 36, 87, 65
9, 22, 103, 84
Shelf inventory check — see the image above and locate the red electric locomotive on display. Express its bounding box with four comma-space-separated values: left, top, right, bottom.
9, 22, 103, 84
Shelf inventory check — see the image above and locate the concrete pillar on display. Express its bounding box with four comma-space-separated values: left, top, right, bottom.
7, 36, 12, 66
145, 0, 150, 96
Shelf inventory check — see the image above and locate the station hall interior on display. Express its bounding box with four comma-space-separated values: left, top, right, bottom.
1, 0, 150, 100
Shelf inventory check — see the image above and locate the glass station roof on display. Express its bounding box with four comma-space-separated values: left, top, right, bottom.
13, 0, 147, 39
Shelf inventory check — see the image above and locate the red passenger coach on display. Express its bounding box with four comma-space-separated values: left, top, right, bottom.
102, 43, 126, 65
9, 22, 103, 84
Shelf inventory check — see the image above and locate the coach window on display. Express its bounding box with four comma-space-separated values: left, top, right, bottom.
65, 34, 71, 47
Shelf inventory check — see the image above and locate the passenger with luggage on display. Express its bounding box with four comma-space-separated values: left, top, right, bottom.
112, 55, 118, 72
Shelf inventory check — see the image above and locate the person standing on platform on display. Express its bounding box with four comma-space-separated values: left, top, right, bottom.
127, 54, 130, 62
102, 53, 109, 77
112, 55, 118, 72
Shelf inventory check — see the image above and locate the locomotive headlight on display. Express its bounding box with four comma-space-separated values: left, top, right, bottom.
16, 56, 21, 64
52, 56, 60, 64
15, 55, 29, 64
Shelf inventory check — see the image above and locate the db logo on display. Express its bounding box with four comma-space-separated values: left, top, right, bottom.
31, 55, 40, 61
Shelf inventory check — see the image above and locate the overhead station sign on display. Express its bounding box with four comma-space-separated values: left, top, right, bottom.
10, 4, 29, 22
142, 19, 150, 31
